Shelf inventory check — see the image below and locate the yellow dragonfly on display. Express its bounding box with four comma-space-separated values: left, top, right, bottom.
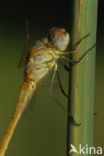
0, 22, 95, 156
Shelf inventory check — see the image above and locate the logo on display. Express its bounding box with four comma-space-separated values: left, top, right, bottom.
69, 144, 102, 155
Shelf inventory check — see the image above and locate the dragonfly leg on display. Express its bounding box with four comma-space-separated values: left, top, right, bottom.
50, 63, 68, 97
56, 69, 68, 97
50, 63, 57, 96
62, 44, 96, 64
71, 33, 90, 51
50, 92, 81, 126
60, 59, 70, 72
58, 33, 90, 56
50, 65, 80, 126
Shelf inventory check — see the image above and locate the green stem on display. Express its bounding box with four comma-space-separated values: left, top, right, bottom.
66, 0, 98, 156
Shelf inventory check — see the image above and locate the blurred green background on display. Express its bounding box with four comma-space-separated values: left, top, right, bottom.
0, 1, 104, 156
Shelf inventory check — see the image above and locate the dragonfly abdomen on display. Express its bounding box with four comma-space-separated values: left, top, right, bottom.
17, 79, 39, 112
0, 78, 38, 156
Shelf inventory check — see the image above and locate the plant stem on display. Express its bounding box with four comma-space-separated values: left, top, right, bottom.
66, 0, 98, 155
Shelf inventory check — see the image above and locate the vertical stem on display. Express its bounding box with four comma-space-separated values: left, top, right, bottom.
66, 0, 98, 156
66, 64, 73, 155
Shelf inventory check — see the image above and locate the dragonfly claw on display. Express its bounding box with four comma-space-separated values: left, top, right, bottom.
69, 115, 81, 126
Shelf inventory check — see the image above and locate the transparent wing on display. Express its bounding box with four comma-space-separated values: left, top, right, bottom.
18, 20, 30, 68
18, 50, 29, 68
22, 65, 69, 120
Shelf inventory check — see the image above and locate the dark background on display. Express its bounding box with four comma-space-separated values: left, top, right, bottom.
0, 0, 104, 156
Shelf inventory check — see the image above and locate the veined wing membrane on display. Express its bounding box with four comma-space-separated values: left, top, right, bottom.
18, 20, 30, 68
22, 66, 68, 119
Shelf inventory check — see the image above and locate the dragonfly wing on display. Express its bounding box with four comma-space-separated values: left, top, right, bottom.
22, 66, 68, 119
18, 21, 30, 68
18, 51, 28, 68
22, 70, 58, 119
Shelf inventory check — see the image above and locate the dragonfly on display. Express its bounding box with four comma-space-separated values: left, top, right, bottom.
0, 22, 95, 156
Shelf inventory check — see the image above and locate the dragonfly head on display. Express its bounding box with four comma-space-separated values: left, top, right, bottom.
48, 27, 70, 51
